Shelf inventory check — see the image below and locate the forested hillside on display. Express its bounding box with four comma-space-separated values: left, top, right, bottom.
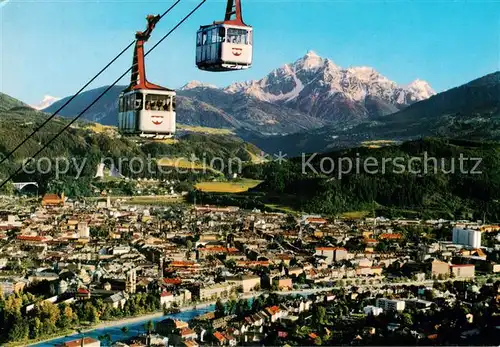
0, 93, 262, 195
193, 138, 500, 220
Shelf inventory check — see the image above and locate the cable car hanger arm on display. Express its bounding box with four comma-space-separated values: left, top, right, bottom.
216, 0, 246, 26
136, 14, 161, 42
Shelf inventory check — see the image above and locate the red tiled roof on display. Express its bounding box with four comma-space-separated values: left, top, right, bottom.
306, 217, 327, 224
160, 291, 173, 297
180, 327, 196, 337
63, 337, 99, 347
214, 331, 226, 342
427, 334, 438, 340
266, 305, 280, 315
17, 235, 46, 242
77, 288, 89, 294
169, 261, 196, 267
163, 278, 182, 285
236, 260, 269, 267
316, 247, 347, 251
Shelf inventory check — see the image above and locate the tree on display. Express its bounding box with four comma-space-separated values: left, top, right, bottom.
98, 333, 112, 346
225, 259, 236, 268
215, 299, 225, 318
296, 272, 307, 285
252, 295, 265, 311
313, 306, 327, 325
121, 326, 129, 336
145, 320, 155, 334
401, 312, 413, 327
186, 239, 193, 249
81, 302, 99, 323
57, 304, 75, 329
226, 299, 237, 315
0, 182, 14, 196
235, 299, 250, 317
8, 315, 29, 342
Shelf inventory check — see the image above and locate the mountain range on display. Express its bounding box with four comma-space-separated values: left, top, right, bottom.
248, 71, 500, 155
38, 51, 500, 155
43, 52, 434, 134
224, 51, 435, 122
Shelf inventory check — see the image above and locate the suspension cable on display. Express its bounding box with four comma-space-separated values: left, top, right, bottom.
0, 0, 182, 167
0, 0, 207, 190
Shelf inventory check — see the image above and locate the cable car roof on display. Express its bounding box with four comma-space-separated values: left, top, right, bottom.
124, 82, 174, 93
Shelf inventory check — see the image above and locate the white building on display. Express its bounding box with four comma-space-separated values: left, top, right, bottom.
363, 305, 383, 316
78, 222, 90, 238
376, 298, 405, 312
160, 291, 175, 308
452, 227, 481, 248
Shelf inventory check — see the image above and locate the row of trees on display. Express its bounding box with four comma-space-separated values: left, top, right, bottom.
0, 291, 161, 344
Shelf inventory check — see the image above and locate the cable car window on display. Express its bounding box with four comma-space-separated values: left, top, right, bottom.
135, 93, 143, 110
129, 94, 136, 112
125, 95, 131, 112
219, 27, 226, 42
212, 28, 218, 43
207, 30, 212, 45
119, 96, 124, 112
197, 31, 202, 46
227, 28, 248, 44
146, 94, 173, 112
202, 31, 207, 45
172, 96, 176, 111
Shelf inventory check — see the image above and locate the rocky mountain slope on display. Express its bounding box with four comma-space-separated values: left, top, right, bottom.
246, 72, 500, 155
224, 51, 435, 122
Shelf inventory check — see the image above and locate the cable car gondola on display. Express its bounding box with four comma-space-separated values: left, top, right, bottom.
118, 15, 176, 140
196, 0, 253, 72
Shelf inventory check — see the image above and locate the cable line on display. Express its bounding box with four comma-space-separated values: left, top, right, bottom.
0, 0, 182, 167
0, 0, 206, 190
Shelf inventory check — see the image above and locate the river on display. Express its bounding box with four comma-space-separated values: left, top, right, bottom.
31, 304, 215, 347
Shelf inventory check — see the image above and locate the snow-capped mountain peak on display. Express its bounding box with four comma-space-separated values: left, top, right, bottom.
226, 51, 434, 107
32, 95, 61, 110
407, 79, 436, 99
294, 50, 324, 71
221, 51, 436, 123
181, 80, 217, 90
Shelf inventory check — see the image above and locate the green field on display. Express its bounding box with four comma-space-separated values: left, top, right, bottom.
340, 211, 371, 219
157, 157, 216, 172
195, 179, 262, 193
126, 195, 184, 205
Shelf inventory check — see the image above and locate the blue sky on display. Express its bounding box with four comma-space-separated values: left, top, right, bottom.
1, 0, 499, 104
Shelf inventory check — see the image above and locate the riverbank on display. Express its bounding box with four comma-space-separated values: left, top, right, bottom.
28, 293, 259, 347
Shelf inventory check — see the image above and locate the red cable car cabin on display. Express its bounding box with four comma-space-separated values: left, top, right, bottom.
118, 15, 176, 139
196, 0, 253, 72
